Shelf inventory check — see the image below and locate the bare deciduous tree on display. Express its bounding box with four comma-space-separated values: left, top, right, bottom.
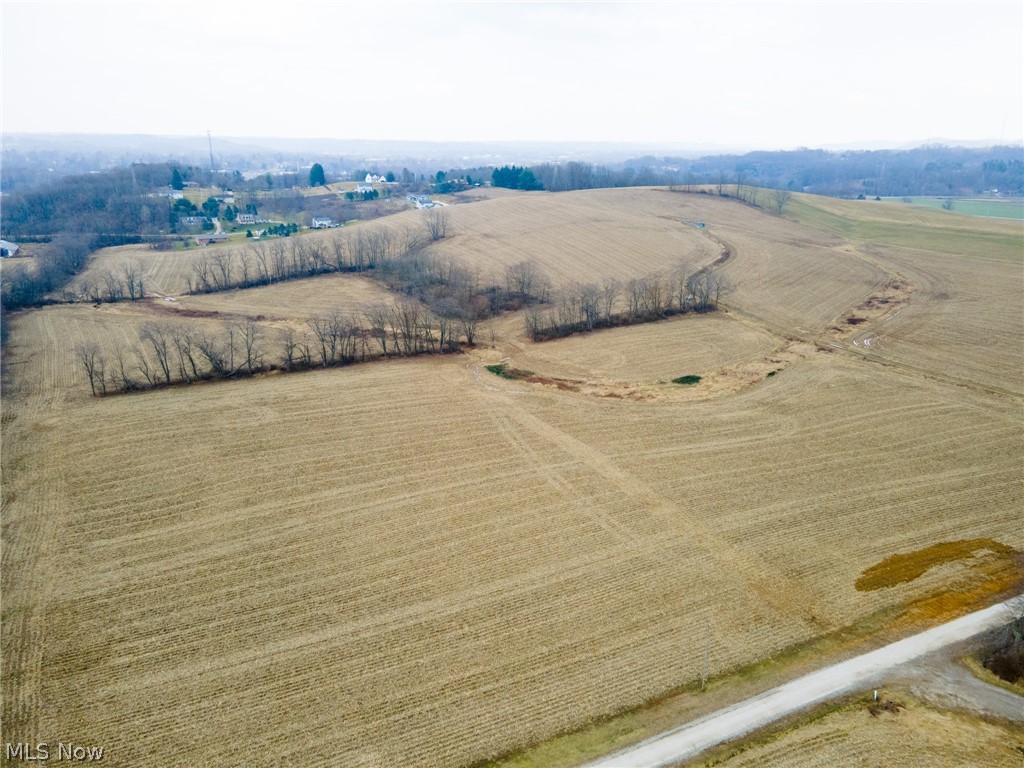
110, 342, 136, 392
772, 188, 791, 215
75, 342, 106, 396
236, 318, 263, 374
100, 270, 123, 302
505, 260, 549, 303
140, 323, 173, 384
601, 277, 621, 321
365, 304, 391, 356
211, 250, 233, 289
423, 209, 450, 241
122, 260, 145, 300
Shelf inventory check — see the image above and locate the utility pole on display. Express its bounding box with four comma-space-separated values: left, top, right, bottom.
701, 619, 711, 691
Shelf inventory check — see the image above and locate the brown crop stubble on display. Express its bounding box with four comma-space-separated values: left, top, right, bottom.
3, 189, 1022, 768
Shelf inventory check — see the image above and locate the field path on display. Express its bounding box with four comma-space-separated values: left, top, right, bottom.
471, 383, 826, 624
583, 595, 1024, 768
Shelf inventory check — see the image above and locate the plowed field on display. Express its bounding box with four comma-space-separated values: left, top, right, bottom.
3, 189, 1021, 767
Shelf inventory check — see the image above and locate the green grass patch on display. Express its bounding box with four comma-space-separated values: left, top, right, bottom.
485, 364, 518, 380
880, 196, 1024, 220
788, 196, 1024, 262
672, 375, 702, 385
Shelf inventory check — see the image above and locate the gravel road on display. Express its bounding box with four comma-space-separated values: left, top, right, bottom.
583, 596, 1023, 768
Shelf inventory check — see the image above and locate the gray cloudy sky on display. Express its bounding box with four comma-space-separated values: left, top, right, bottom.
2, 1, 1022, 148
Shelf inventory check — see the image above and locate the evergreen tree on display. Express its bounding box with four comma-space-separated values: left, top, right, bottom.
309, 163, 326, 187
171, 167, 184, 190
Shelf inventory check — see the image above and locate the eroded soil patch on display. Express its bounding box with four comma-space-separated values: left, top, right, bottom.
829, 276, 913, 344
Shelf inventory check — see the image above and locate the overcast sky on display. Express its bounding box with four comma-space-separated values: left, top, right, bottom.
2, 1, 1022, 149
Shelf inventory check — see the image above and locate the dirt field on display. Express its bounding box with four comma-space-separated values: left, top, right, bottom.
173, 272, 396, 320
2, 188, 1021, 767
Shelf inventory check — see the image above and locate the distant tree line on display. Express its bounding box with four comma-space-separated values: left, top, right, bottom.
642, 145, 1024, 198
491, 146, 1024, 198
1, 164, 178, 239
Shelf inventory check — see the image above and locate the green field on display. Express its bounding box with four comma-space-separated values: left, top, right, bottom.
880, 196, 1024, 220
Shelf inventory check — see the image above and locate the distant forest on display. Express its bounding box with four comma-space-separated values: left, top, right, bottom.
521, 146, 1023, 197
5, 141, 1021, 201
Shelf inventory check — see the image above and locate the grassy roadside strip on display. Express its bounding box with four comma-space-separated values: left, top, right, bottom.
961, 654, 1024, 698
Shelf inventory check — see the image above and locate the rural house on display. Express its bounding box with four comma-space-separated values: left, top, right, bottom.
0, 240, 20, 257
311, 217, 335, 228
236, 213, 257, 225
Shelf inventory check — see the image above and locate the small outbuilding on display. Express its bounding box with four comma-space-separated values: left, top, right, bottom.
194, 233, 230, 246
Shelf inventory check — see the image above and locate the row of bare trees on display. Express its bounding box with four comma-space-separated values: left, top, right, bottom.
75, 318, 269, 395
73, 295, 487, 396
185, 216, 453, 295
70, 260, 146, 303
185, 226, 423, 293
525, 264, 728, 342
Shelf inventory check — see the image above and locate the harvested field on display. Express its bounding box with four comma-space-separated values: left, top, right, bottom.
700, 697, 1024, 768
172, 272, 396, 321
3, 188, 1022, 767
71, 243, 217, 296
845, 242, 1024, 393
435, 188, 720, 287
499, 312, 779, 384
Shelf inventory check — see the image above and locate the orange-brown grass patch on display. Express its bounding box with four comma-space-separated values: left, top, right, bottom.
856, 539, 1018, 591
895, 552, 1024, 629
